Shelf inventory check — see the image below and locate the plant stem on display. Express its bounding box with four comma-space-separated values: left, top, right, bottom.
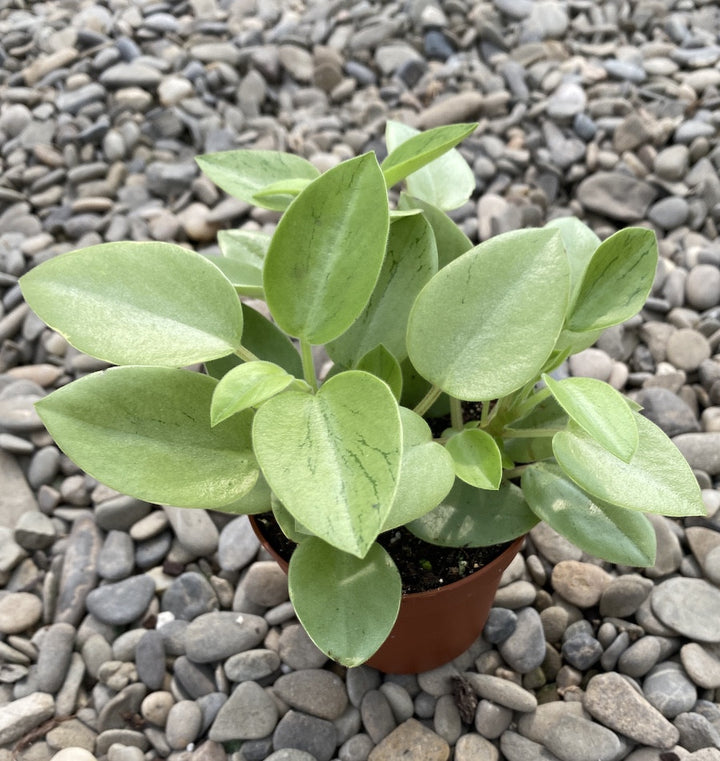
510, 386, 551, 421
450, 397, 463, 431
413, 385, 442, 417
503, 464, 530, 480
300, 339, 318, 392
235, 345, 260, 363
502, 427, 563, 438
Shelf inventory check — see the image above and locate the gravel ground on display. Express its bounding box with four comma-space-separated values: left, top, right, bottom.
2, 0, 720, 760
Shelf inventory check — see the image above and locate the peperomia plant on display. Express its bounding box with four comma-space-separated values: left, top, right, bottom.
20, 121, 705, 666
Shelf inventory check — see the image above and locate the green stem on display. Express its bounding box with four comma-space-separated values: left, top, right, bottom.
235, 345, 261, 363
510, 386, 552, 421
503, 464, 531, 480
502, 427, 563, 438
450, 397, 463, 431
413, 385, 442, 417
300, 339, 318, 392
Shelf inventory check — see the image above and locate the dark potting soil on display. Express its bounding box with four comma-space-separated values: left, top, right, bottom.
254, 512, 512, 596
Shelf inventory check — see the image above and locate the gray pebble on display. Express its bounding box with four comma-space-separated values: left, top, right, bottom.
135, 629, 165, 690
97, 530, 135, 581
224, 648, 280, 682
161, 572, 219, 621
218, 516, 260, 571
361, 689, 396, 743
666, 328, 711, 371
483, 607, 518, 644
35, 622, 75, 693
681, 643, 720, 689
166, 699, 203, 750
498, 607, 546, 673
673, 432, 720, 475
562, 630, 603, 671
185, 611, 268, 663
686, 264, 720, 311
634, 388, 700, 437
272, 709, 337, 761
617, 636, 662, 678
86, 574, 155, 626
474, 698, 513, 739
274, 669, 348, 721
643, 661, 697, 718
278, 623, 328, 670
675, 712, 720, 752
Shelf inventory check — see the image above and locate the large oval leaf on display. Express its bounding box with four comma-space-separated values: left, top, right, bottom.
327, 214, 437, 366
20, 242, 244, 366
542, 374, 638, 462
446, 428, 503, 490
289, 537, 402, 667
409, 480, 538, 547
522, 463, 656, 566
566, 227, 657, 332
553, 413, 705, 517
382, 407, 455, 531
252, 370, 402, 558
35, 367, 258, 508
196, 150, 319, 210
407, 228, 569, 401
263, 153, 390, 345
382, 121, 477, 193
386, 121, 476, 210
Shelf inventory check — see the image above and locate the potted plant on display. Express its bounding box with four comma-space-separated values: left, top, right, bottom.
19, 121, 705, 673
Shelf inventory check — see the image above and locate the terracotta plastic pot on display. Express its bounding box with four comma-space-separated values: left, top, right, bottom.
249, 515, 525, 674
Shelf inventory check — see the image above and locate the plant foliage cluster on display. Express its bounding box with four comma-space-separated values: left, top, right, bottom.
20, 122, 705, 665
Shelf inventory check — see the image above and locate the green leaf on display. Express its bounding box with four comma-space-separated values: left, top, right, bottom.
251, 177, 313, 210
503, 395, 566, 464
407, 229, 569, 401
399, 357, 450, 418
398, 193, 473, 269
252, 370, 402, 558
205, 304, 303, 381
196, 150, 319, 210
522, 462, 656, 566
263, 153, 390, 345
35, 367, 258, 508
327, 214, 437, 366
545, 217, 600, 310
382, 407, 455, 531
409, 480, 538, 547
385, 121, 476, 209
20, 242, 244, 366
545, 328, 604, 371
289, 537, 402, 667
218, 229, 270, 266
553, 413, 706, 517
567, 227, 658, 332
446, 429, 502, 490
356, 345, 403, 401
272, 495, 313, 543
215, 473, 272, 516
200, 253, 264, 297
542, 374, 638, 462
211, 361, 297, 425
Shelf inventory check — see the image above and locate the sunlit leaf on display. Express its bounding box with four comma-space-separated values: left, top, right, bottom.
356, 345, 403, 400
446, 429, 502, 490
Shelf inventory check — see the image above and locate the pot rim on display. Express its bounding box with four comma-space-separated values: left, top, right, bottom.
248, 513, 526, 600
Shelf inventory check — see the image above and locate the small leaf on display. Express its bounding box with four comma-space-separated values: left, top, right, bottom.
382, 121, 477, 190
289, 537, 402, 667
196, 150, 319, 210
385, 121, 476, 209
218, 229, 270, 266
252, 371, 402, 558
446, 429, 502, 490
544, 217, 600, 309
522, 462, 656, 566
211, 361, 296, 425
35, 367, 258, 508
20, 242, 244, 366
272, 496, 313, 543
382, 407, 455, 531
567, 227, 658, 332
553, 413, 706, 517
407, 229, 569, 401
398, 193, 473, 268
356, 345, 403, 400
200, 253, 264, 297
327, 214, 437, 366
409, 480, 538, 547
542, 374, 638, 462
263, 153, 390, 345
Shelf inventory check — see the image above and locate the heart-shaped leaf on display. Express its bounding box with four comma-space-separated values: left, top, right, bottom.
20, 242, 244, 366
522, 462, 657, 566
196, 150, 319, 210
327, 214, 436, 366
409, 480, 538, 547
263, 152, 390, 345
407, 228, 569, 400
289, 537, 402, 667
35, 367, 258, 508
446, 428, 503, 489
211, 361, 298, 425
252, 370, 402, 558
542, 374, 638, 462
382, 407, 455, 531
567, 227, 658, 332
385, 121, 476, 209
553, 413, 705, 517
356, 345, 403, 401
